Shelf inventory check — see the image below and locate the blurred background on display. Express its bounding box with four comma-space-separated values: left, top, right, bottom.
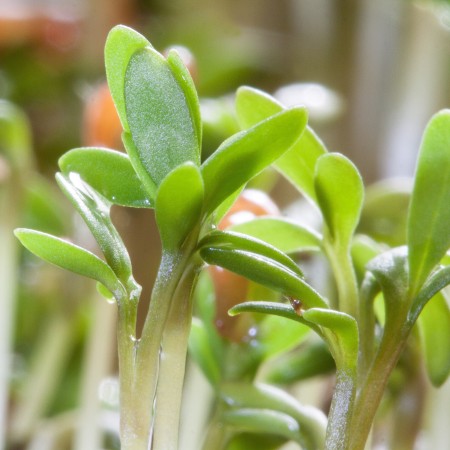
1, 0, 450, 449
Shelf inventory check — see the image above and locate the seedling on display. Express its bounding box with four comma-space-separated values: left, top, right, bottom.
14, 25, 450, 450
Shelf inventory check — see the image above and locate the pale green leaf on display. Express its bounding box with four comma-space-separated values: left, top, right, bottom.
314, 153, 364, 248
201, 108, 307, 214
201, 247, 327, 309
59, 147, 152, 208
56, 173, 134, 285
418, 292, 450, 387
166, 49, 202, 150
221, 382, 326, 450
235, 86, 327, 202
229, 217, 321, 254
408, 110, 450, 296
104, 25, 150, 131
15, 229, 124, 299
222, 408, 302, 444
155, 162, 203, 249
124, 48, 200, 186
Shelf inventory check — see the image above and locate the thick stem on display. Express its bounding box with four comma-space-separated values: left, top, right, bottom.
151, 264, 200, 450
118, 231, 200, 449
347, 324, 409, 449
325, 369, 356, 450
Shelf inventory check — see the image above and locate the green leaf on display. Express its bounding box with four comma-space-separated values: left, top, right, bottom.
155, 162, 203, 249
263, 340, 335, 384
229, 301, 323, 336
302, 308, 359, 371
166, 49, 202, 150
59, 147, 152, 208
15, 229, 125, 300
235, 86, 284, 128
257, 313, 310, 359
221, 382, 327, 450
235, 87, 327, 202
351, 235, 383, 282
124, 47, 200, 186
201, 247, 327, 309
408, 110, 450, 296
104, 25, 150, 131
199, 229, 303, 277
410, 264, 450, 324
314, 153, 364, 248
229, 217, 322, 254
122, 131, 158, 200
367, 247, 409, 307
56, 173, 135, 287
188, 318, 221, 386
276, 128, 328, 204
222, 408, 302, 445
201, 108, 307, 215
418, 292, 450, 387
359, 178, 412, 247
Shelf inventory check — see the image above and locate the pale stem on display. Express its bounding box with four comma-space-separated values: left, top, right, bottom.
151, 265, 199, 450
9, 314, 73, 443
73, 293, 117, 450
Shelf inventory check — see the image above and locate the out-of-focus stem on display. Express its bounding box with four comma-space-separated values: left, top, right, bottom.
0, 184, 19, 450
73, 294, 117, 450
9, 314, 73, 443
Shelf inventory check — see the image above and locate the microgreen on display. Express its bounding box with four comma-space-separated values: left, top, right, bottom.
13, 24, 450, 450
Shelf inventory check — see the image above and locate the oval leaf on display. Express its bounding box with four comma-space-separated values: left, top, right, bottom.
199, 229, 303, 277
263, 341, 335, 384
201, 107, 307, 214
59, 147, 152, 208
235, 86, 327, 202
314, 153, 364, 248
302, 308, 359, 371
229, 217, 322, 254
155, 162, 203, 249
105, 25, 150, 131
15, 229, 124, 299
166, 49, 202, 150
235, 86, 284, 128
201, 248, 327, 309
124, 47, 200, 186
408, 110, 450, 296
418, 292, 450, 387
222, 408, 302, 444
221, 382, 326, 450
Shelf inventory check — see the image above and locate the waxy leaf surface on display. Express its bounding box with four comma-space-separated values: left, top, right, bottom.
235, 86, 327, 202
314, 153, 364, 248
229, 217, 321, 254
201, 108, 307, 214
408, 110, 450, 295
15, 229, 124, 299
59, 147, 152, 208
166, 49, 202, 150
418, 292, 450, 387
125, 48, 200, 186
155, 162, 203, 249
201, 247, 326, 309
56, 173, 134, 285
105, 25, 150, 131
